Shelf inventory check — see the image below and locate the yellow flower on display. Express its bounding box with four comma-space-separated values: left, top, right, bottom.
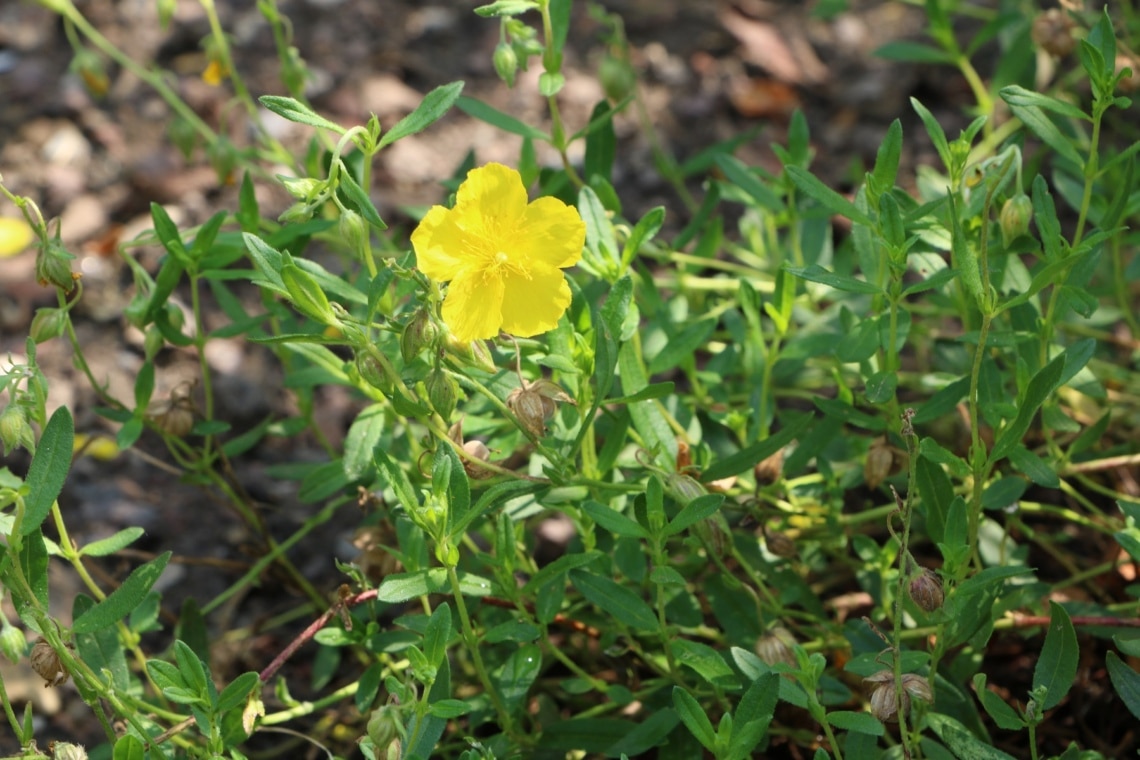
411, 163, 584, 343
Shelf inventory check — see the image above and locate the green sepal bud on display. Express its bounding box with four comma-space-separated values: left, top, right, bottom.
401, 309, 438, 363
71, 48, 110, 97
207, 136, 238, 185
29, 307, 66, 344
281, 46, 310, 95
599, 52, 636, 102
425, 368, 458, 420
1000, 194, 1034, 247
339, 208, 370, 260
35, 233, 78, 293
280, 176, 324, 201
0, 619, 26, 664
1, 405, 35, 455
168, 115, 199, 159
493, 43, 519, 87
366, 704, 401, 751
143, 325, 165, 360
278, 202, 317, 224
356, 351, 398, 395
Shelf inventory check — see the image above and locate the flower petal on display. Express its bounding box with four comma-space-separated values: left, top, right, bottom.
411, 204, 468, 282
498, 267, 572, 338
511, 196, 585, 270
441, 269, 504, 343
453, 163, 528, 238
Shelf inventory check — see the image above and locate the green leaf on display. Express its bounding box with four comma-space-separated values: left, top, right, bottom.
618, 340, 676, 468
1033, 601, 1079, 710
73, 594, 130, 691
1008, 445, 1060, 488
174, 639, 209, 697
71, 552, 172, 633
927, 713, 1017, 760
375, 568, 493, 603
673, 686, 716, 752
112, 734, 146, 760
522, 551, 603, 595
785, 165, 875, 226
666, 494, 725, 536
79, 527, 145, 557
973, 673, 1026, 730
648, 317, 718, 375
999, 85, 1090, 120
1107, 650, 1140, 720
988, 352, 1065, 465
608, 382, 675, 405
785, 264, 882, 295
281, 263, 334, 324
671, 639, 736, 687
474, 0, 540, 17
584, 101, 616, 182
496, 643, 541, 712
428, 698, 472, 718
605, 708, 680, 757
217, 671, 260, 713
728, 674, 779, 760
378, 81, 464, 149
237, 172, 259, 233
456, 96, 550, 141
343, 404, 384, 482
259, 95, 346, 134
826, 710, 884, 736
864, 370, 898, 405
874, 41, 954, 64
1007, 104, 1084, 167
21, 406, 74, 536
337, 168, 387, 230
373, 447, 420, 513
911, 97, 951, 171
423, 602, 453, 669
581, 500, 648, 539
569, 570, 658, 631
714, 154, 782, 210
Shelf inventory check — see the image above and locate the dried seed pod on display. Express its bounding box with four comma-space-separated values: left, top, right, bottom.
148, 383, 196, 438
51, 742, 88, 760
507, 379, 574, 437
31, 640, 68, 687
448, 419, 496, 479
754, 448, 784, 487
865, 670, 902, 722
864, 437, 895, 490
901, 673, 933, 705
755, 626, 797, 668
908, 568, 945, 613
1031, 9, 1076, 58
762, 524, 798, 559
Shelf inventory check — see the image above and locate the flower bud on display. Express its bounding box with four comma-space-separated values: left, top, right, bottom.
35, 234, 78, 293
493, 43, 519, 87
754, 626, 797, 668
0, 405, 34, 456
425, 368, 458, 420
31, 640, 69, 687
0, 619, 26, 664
1000, 194, 1033, 247
401, 309, 438, 363
339, 208, 370, 260
281, 46, 310, 95
71, 48, 110, 98
599, 52, 636, 102
168, 116, 199, 159
908, 568, 944, 613
1031, 10, 1076, 58
663, 471, 705, 506
207, 136, 238, 185
143, 325, 165, 360
29, 308, 66, 344
280, 176, 324, 201
367, 704, 401, 751
356, 351, 397, 395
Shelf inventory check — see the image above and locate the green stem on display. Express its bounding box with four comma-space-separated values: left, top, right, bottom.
446, 566, 517, 740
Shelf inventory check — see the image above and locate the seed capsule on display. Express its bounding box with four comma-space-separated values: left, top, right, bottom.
1031, 9, 1076, 58
754, 626, 797, 668
31, 640, 69, 687
908, 568, 945, 613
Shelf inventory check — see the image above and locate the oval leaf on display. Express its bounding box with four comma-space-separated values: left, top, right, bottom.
72, 552, 172, 634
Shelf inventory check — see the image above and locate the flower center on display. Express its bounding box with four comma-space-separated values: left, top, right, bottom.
483, 249, 529, 281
